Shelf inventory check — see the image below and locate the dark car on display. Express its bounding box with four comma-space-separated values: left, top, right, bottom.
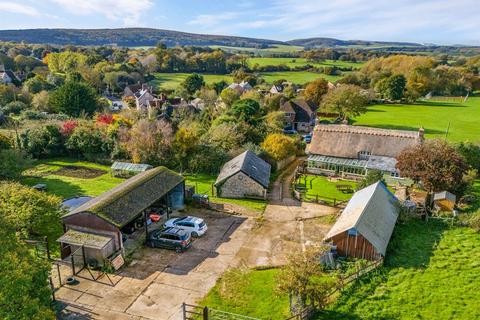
146, 227, 192, 253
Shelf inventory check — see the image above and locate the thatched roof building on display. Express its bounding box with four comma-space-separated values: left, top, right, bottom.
325, 182, 399, 260
309, 124, 424, 159
307, 124, 423, 179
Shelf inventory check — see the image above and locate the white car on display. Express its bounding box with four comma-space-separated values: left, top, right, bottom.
163, 216, 208, 237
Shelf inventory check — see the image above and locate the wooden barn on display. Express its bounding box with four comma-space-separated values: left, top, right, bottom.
58, 167, 185, 265
324, 182, 399, 261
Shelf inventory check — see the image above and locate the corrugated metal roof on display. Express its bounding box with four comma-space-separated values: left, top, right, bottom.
111, 161, 153, 172
325, 182, 399, 256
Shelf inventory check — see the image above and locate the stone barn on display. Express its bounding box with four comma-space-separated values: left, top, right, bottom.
324, 182, 399, 261
215, 151, 271, 199
58, 166, 185, 265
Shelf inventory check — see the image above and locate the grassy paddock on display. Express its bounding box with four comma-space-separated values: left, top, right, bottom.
210, 44, 304, 54
199, 268, 290, 319
317, 220, 480, 320
248, 57, 364, 69
150, 73, 233, 91
260, 71, 344, 84
353, 96, 480, 143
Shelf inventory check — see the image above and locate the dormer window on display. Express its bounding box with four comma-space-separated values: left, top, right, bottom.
358, 151, 371, 160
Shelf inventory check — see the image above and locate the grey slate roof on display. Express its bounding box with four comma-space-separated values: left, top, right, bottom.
65, 167, 184, 228
215, 150, 271, 189
325, 182, 399, 256
366, 155, 398, 173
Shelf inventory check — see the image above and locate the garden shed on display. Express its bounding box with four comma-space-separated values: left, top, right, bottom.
111, 161, 153, 177
325, 182, 399, 261
58, 166, 185, 264
215, 150, 271, 199
433, 191, 456, 212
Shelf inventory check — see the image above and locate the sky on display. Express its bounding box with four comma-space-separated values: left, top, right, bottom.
0, 0, 479, 45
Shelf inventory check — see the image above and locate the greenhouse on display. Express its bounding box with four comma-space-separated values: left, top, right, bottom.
111, 161, 153, 177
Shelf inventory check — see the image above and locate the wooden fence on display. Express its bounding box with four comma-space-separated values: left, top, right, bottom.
326, 258, 384, 298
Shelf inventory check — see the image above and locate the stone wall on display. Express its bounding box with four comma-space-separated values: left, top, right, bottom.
218, 171, 266, 199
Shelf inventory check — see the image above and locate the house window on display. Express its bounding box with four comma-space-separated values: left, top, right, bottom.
358, 151, 371, 160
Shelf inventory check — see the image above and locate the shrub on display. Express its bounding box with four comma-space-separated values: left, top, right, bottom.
1, 101, 28, 115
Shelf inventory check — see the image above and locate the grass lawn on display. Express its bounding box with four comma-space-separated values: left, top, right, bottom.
297, 175, 357, 205
316, 219, 480, 320
352, 96, 480, 143
185, 174, 267, 213
261, 71, 344, 84
199, 268, 290, 319
210, 44, 304, 54
21, 158, 124, 199
248, 57, 364, 69
150, 73, 233, 91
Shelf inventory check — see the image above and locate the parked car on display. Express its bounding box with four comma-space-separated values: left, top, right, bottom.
164, 216, 208, 237
303, 134, 312, 143
146, 227, 192, 252
283, 128, 298, 135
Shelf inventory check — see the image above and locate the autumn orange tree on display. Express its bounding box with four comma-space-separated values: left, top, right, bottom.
303, 78, 329, 106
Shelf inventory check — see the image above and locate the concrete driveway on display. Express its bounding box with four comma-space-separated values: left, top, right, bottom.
57, 209, 253, 320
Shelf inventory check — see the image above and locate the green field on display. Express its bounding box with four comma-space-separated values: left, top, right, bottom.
353, 96, 480, 143
248, 57, 364, 69
150, 73, 233, 90
21, 158, 124, 198
261, 71, 344, 84
199, 268, 290, 319
317, 220, 480, 320
185, 174, 267, 213
210, 44, 304, 54
150, 71, 343, 90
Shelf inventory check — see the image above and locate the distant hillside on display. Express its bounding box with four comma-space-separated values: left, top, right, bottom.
287, 37, 422, 48
0, 28, 285, 48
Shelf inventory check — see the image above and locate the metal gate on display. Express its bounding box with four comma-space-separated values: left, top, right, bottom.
181, 303, 260, 320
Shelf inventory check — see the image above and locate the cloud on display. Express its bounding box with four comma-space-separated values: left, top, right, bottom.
0, 1, 42, 16
189, 12, 239, 28
49, 0, 153, 26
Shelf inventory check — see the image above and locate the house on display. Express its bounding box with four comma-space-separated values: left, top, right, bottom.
324, 182, 399, 261
270, 84, 284, 94
279, 99, 318, 132
58, 167, 185, 265
327, 82, 336, 90
0, 66, 18, 84
215, 150, 271, 199
123, 83, 143, 98
190, 98, 205, 110
228, 81, 253, 94
307, 124, 424, 179
433, 191, 456, 212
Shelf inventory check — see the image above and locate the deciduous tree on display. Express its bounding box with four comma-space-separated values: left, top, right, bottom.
397, 139, 468, 193
321, 84, 369, 121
